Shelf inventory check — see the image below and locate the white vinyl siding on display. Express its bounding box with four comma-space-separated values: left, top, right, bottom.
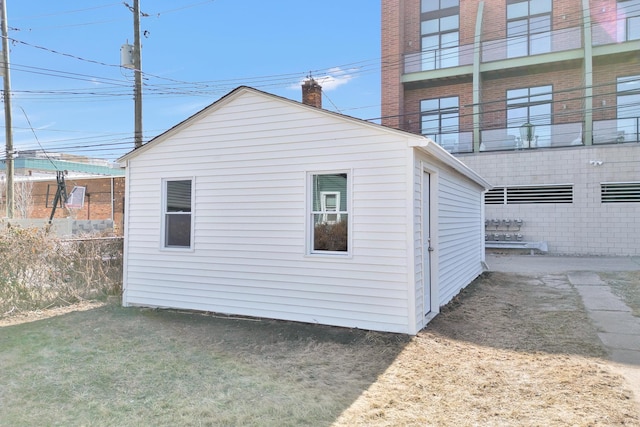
122, 88, 488, 334
437, 171, 484, 305
411, 153, 486, 330
123, 91, 412, 333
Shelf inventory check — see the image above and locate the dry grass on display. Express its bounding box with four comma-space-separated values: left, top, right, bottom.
0, 272, 638, 426
602, 271, 640, 317
0, 225, 122, 315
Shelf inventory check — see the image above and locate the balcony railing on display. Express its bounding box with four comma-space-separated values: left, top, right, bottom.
476, 119, 639, 152
404, 26, 583, 74
428, 131, 474, 154
428, 119, 639, 153
593, 118, 639, 145
404, 43, 474, 74
482, 26, 582, 63
479, 122, 584, 152
592, 15, 640, 46
404, 16, 640, 75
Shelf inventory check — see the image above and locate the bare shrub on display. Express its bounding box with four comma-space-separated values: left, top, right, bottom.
314, 221, 348, 251
0, 224, 122, 315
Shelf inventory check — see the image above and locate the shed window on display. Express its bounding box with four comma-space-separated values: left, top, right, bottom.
310, 173, 349, 254
163, 179, 193, 249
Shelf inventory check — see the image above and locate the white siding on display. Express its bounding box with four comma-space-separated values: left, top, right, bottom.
437, 170, 485, 305
411, 152, 486, 330
124, 91, 414, 333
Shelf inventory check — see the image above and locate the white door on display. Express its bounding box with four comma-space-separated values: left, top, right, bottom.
423, 171, 432, 316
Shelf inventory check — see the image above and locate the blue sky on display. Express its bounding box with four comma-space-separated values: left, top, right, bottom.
4, 1, 381, 161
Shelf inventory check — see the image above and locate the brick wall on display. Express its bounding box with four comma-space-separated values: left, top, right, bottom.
381, 0, 405, 129
382, 0, 624, 134
593, 60, 640, 121
403, 81, 474, 135
481, 67, 585, 129
1, 176, 125, 235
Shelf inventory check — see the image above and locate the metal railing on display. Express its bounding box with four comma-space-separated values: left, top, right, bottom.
592, 16, 640, 46
428, 118, 639, 153
482, 26, 582, 63
593, 118, 640, 145
428, 131, 474, 154
404, 43, 474, 74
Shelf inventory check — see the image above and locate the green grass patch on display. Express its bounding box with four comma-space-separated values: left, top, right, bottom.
0, 304, 407, 426
602, 271, 640, 317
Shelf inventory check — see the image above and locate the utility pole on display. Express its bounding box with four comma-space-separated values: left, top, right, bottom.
1, 0, 14, 218
133, 0, 143, 148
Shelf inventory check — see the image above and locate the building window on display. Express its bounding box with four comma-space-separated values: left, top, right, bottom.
617, 75, 640, 142
618, 0, 640, 41
421, 0, 459, 13
507, 0, 551, 58
507, 85, 552, 147
310, 173, 349, 254
420, 0, 459, 70
421, 97, 460, 152
163, 179, 193, 249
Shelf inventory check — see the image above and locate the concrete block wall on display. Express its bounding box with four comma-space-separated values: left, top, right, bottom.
460, 144, 640, 255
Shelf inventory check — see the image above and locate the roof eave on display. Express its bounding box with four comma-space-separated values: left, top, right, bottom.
409, 137, 492, 190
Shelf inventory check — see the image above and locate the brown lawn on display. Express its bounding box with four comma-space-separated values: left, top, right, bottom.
1, 272, 638, 426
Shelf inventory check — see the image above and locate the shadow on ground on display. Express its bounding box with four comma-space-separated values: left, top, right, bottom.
426, 271, 608, 357
0, 304, 409, 427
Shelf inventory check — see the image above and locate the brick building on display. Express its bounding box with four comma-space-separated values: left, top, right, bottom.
382, 0, 640, 255
1, 154, 125, 234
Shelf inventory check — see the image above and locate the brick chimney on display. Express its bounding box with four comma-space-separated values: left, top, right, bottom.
301, 78, 322, 108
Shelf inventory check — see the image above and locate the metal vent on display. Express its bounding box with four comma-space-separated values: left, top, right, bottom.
485, 188, 506, 204
601, 182, 640, 203
485, 185, 573, 204
507, 185, 573, 204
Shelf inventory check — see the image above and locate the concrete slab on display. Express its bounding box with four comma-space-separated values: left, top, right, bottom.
610, 350, 640, 365
574, 285, 633, 312
567, 271, 605, 286
597, 332, 640, 351
486, 253, 640, 274
588, 311, 640, 335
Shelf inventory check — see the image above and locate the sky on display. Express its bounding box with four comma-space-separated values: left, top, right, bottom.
3, 1, 381, 162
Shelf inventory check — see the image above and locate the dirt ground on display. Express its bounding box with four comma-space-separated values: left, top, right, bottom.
1, 272, 638, 426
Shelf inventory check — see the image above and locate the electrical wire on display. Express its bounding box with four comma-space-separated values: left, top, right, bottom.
0, 2, 637, 160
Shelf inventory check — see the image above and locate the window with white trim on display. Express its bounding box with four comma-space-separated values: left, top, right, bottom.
163, 179, 193, 249
320, 191, 340, 223
310, 173, 349, 253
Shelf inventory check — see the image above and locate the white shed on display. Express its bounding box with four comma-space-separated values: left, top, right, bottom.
118, 86, 490, 334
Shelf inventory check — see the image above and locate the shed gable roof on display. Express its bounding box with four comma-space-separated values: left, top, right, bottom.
118, 86, 489, 189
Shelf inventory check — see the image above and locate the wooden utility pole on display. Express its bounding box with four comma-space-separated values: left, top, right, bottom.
133, 0, 143, 148
1, 0, 14, 218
